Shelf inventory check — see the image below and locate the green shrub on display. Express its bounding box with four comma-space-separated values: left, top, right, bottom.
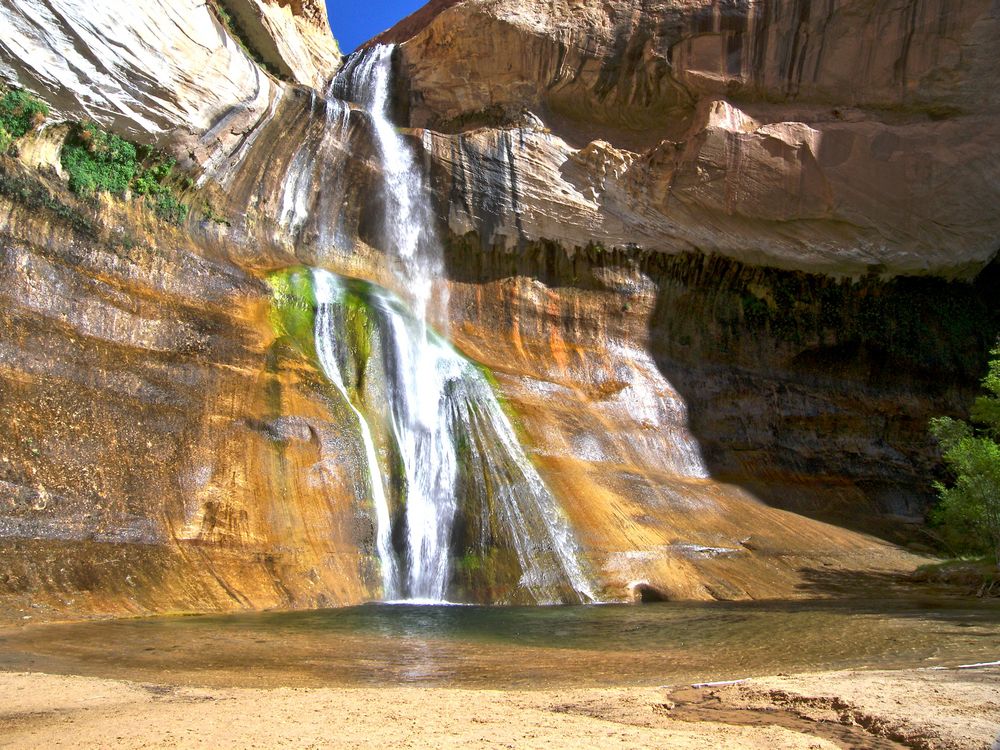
60, 122, 137, 197
0, 126, 12, 156
132, 157, 174, 196
59, 121, 189, 223
133, 156, 189, 224
150, 191, 189, 223
201, 201, 230, 225
0, 88, 49, 139
930, 344, 1000, 568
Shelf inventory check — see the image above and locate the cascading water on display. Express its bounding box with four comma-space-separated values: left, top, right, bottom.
311, 268, 596, 604
330, 45, 455, 601
331, 44, 443, 325
293, 44, 595, 604
314, 271, 400, 600
278, 93, 352, 240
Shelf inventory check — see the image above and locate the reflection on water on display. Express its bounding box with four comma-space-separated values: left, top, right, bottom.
0, 599, 997, 689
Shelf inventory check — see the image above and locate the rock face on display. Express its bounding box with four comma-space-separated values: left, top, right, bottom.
0, 0, 339, 166
221, 0, 342, 88
0, 163, 376, 618
385, 0, 1000, 134
443, 237, 998, 546
386, 0, 1000, 276
0, 0, 997, 619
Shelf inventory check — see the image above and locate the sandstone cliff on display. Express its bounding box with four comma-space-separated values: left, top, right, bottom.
383, 0, 1000, 277
0, 0, 997, 619
0, 0, 339, 168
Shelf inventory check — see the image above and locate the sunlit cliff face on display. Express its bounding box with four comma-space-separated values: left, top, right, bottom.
0, 0, 997, 619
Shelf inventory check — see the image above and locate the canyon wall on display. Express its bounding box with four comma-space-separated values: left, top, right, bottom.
0, 0, 998, 618
0, 0, 383, 619
0, 0, 339, 170
0, 164, 381, 619
387, 0, 1000, 277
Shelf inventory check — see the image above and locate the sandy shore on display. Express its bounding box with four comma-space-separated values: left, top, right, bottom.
1, 665, 998, 749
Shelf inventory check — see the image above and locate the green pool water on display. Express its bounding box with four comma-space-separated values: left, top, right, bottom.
1, 599, 997, 689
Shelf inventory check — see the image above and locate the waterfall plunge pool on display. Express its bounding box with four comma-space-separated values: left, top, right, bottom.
1, 599, 997, 689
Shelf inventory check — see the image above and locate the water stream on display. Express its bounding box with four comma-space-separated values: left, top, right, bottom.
288, 44, 597, 605
314, 272, 400, 600
311, 268, 595, 604
331, 43, 443, 325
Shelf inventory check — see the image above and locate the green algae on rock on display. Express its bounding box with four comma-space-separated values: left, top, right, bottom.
267, 266, 319, 359
267, 266, 598, 603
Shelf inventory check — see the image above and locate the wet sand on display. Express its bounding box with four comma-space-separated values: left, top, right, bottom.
2, 664, 998, 749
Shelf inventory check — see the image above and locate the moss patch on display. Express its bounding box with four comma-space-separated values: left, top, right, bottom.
343, 288, 383, 392
200, 201, 231, 226
450, 546, 523, 602
267, 266, 318, 359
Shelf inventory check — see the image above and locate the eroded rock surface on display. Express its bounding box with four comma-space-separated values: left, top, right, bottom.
0, 164, 376, 618
0, 0, 340, 171
386, 0, 1000, 276
223, 0, 342, 89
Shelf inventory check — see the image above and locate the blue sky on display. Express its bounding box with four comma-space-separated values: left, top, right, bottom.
326, 1, 427, 53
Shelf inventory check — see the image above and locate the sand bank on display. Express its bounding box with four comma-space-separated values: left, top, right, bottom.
2, 664, 997, 749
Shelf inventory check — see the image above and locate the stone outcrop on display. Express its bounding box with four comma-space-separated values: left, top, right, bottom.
443, 236, 999, 544
385, 0, 1000, 277
0, 0, 340, 170
384, 0, 1000, 135
219, 0, 342, 89
0, 161, 376, 619
0, 158, 930, 616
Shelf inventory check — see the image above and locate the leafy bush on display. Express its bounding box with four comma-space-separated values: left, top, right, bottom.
60, 122, 137, 197
0, 88, 49, 139
132, 157, 174, 196
133, 156, 189, 223
0, 126, 12, 156
201, 201, 230, 226
60, 121, 189, 223
930, 344, 1000, 568
150, 191, 189, 223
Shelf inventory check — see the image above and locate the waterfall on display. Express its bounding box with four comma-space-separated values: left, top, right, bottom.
311, 269, 596, 604
331, 44, 443, 326
329, 45, 456, 601
374, 294, 460, 602
298, 44, 595, 604
278, 95, 352, 239
313, 271, 400, 600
